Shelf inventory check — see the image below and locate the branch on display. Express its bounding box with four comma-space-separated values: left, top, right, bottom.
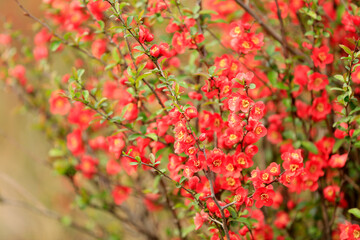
121, 154, 199, 203
274, 0, 288, 58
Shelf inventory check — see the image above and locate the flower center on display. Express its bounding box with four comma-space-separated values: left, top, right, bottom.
316, 103, 324, 112
260, 193, 269, 201
213, 158, 222, 167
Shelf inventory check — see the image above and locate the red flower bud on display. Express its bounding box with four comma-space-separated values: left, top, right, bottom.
199, 133, 207, 141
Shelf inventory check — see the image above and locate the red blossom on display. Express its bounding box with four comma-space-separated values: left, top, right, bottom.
112, 186, 131, 205
253, 187, 275, 208
311, 45, 334, 68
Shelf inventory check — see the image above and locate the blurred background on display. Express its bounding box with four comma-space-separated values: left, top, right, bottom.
0, 0, 89, 239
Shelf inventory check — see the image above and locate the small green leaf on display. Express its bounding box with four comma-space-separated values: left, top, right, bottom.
127, 16, 134, 27
50, 40, 62, 52
128, 133, 142, 141
349, 208, 360, 218
97, 20, 105, 30
199, 9, 218, 15
249, 83, 256, 89
228, 206, 237, 218
49, 148, 65, 157
61, 216, 72, 226
267, 71, 278, 86
146, 133, 158, 141
180, 176, 187, 184
209, 66, 216, 76
333, 139, 345, 153
340, 44, 352, 55
301, 141, 318, 154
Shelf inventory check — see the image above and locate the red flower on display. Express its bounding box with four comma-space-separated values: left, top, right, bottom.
311, 45, 334, 68
253, 187, 275, 208
233, 187, 247, 205
88, 0, 110, 20
334, 123, 348, 139
112, 186, 131, 205
49, 90, 71, 115
252, 123, 267, 139
207, 149, 225, 173
228, 94, 254, 113
138, 26, 153, 43
185, 106, 198, 119
91, 39, 107, 59
308, 72, 329, 91
106, 159, 122, 175
233, 152, 253, 169
172, 32, 186, 54
305, 160, 324, 179
107, 133, 125, 158
224, 128, 243, 147
328, 153, 348, 168
34, 28, 52, 45
76, 155, 99, 179
351, 66, 360, 84
347, 224, 360, 240
323, 185, 339, 203
67, 128, 84, 156
250, 101, 266, 120
294, 65, 310, 86
194, 210, 208, 230
68, 102, 95, 129
274, 211, 290, 229
33, 45, 48, 61
143, 193, 163, 211
310, 93, 332, 122
295, 100, 310, 119
267, 162, 281, 176
229, 21, 245, 38
123, 102, 139, 122
150, 44, 160, 58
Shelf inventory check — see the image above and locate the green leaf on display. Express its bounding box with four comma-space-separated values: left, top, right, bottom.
340, 44, 352, 55
49, 148, 65, 157
267, 71, 278, 86
209, 66, 216, 76
333, 139, 345, 153
61, 216, 72, 226
146, 133, 158, 141
228, 206, 237, 218
301, 141, 318, 154
127, 16, 134, 27
350, 106, 360, 115
349, 208, 360, 218
77, 69, 85, 81
119, 2, 129, 11
199, 9, 218, 15
249, 83, 256, 89
97, 20, 105, 30
50, 40, 62, 52
230, 217, 251, 225
128, 133, 142, 141
82, 90, 89, 101
180, 176, 187, 184
333, 74, 344, 82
